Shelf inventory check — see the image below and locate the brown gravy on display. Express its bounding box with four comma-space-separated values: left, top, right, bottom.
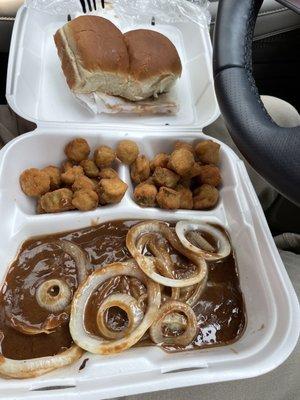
0, 220, 245, 360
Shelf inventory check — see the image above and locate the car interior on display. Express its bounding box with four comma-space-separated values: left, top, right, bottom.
0, 0, 299, 399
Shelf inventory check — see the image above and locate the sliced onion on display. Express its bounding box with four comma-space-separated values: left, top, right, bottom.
137, 293, 148, 312
126, 221, 208, 288
150, 300, 197, 347
59, 240, 89, 284
0, 345, 83, 379
8, 312, 69, 336
161, 285, 181, 304
165, 275, 207, 309
96, 293, 144, 340
13, 240, 89, 336
162, 312, 187, 333
69, 259, 161, 355
186, 274, 208, 307
36, 279, 72, 313
137, 233, 174, 278
175, 221, 231, 261
187, 231, 215, 252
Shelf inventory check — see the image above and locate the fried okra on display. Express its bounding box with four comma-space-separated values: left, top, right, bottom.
72, 176, 96, 192
152, 167, 180, 188
42, 166, 61, 190
98, 178, 128, 205
195, 165, 221, 187
173, 141, 194, 154
168, 148, 195, 177
40, 188, 74, 213
156, 187, 181, 209
193, 184, 219, 209
183, 162, 202, 179
61, 160, 75, 172
150, 153, 169, 171
130, 155, 151, 184
72, 189, 98, 211
61, 165, 84, 185
116, 140, 139, 165
20, 168, 50, 197
99, 168, 119, 180
65, 138, 90, 162
134, 182, 157, 207
80, 159, 99, 178
176, 185, 193, 209
194, 140, 220, 165
178, 177, 192, 188
36, 197, 45, 214
94, 145, 116, 168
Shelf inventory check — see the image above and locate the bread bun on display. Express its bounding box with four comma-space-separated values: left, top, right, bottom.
54, 16, 182, 101
124, 29, 182, 101
54, 16, 129, 97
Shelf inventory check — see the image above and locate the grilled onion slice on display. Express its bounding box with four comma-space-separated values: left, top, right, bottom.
126, 221, 207, 288
96, 293, 144, 340
0, 345, 83, 379
69, 259, 161, 355
36, 279, 72, 313
175, 221, 231, 261
150, 300, 197, 347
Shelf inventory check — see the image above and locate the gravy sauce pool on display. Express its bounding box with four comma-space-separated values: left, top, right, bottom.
0, 220, 245, 359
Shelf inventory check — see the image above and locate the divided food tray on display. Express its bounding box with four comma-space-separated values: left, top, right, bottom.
0, 129, 299, 400
1, 2, 299, 400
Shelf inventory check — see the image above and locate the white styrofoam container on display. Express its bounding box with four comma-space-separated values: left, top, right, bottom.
1, 3, 299, 400
0, 129, 299, 399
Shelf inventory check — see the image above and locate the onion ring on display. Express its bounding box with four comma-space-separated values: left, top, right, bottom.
96, 293, 144, 340
36, 279, 72, 313
137, 293, 148, 312
150, 300, 197, 347
137, 233, 181, 300
161, 312, 187, 334
8, 312, 69, 336
126, 221, 207, 288
7, 240, 89, 336
0, 345, 83, 379
69, 259, 161, 355
175, 221, 231, 261
137, 233, 174, 278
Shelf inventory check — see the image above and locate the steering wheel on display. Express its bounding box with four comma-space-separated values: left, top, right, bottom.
213, 0, 300, 206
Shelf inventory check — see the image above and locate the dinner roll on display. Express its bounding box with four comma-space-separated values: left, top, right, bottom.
54, 16, 182, 101
54, 16, 129, 96
124, 29, 182, 101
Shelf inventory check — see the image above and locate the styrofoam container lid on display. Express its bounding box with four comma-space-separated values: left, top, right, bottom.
6, 4, 219, 130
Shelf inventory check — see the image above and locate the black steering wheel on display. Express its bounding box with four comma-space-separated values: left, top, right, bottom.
213, 0, 300, 206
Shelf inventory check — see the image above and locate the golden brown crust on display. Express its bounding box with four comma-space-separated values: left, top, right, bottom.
19, 169, 50, 197
55, 16, 129, 91
124, 29, 182, 81
40, 188, 74, 213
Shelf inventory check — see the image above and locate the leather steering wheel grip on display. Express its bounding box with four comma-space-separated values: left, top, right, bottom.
213, 0, 300, 206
